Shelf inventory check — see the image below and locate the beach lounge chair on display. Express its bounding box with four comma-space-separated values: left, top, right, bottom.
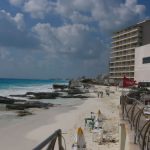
84, 112, 95, 130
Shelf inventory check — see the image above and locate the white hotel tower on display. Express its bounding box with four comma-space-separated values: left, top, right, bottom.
109, 19, 150, 81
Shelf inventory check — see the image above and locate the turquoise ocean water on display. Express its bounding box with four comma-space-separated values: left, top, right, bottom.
0, 78, 68, 96
0, 78, 76, 126
0, 78, 84, 106
0, 78, 67, 89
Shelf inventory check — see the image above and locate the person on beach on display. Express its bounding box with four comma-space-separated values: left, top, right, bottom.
97, 91, 100, 98
105, 89, 110, 96
100, 91, 103, 98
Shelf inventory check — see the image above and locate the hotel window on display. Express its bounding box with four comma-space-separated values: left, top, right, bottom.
143, 57, 150, 64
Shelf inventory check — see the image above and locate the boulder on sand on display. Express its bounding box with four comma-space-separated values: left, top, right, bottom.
0, 96, 26, 104
61, 95, 89, 98
17, 110, 33, 117
9, 94, 26, 98
26, 92, 60, 99
10, 92, 61, 99
6, 101, 53, 110
53, 84, 68, 90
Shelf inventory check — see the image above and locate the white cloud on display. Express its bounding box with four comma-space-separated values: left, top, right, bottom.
9, 0, 25, 6
14, 13, 25, 30
9, 0, 146, 31
54, 0, 146, 31
90, 0, 145, 31
32, 23, 62, 55
0, 48, 10, 60
31, 22, 108, 77
0, 10, 39, 49
54, 0, 73, 17
31, 22, 109, 77
4, 0, 147, 78
32, 23, 99, 58
70, 11, 93, 24
73, 0, 94, 12
0, 10, 25, 30
23, 0, 56, 19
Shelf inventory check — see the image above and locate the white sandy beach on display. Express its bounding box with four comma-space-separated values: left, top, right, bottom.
0, 85, 121, 150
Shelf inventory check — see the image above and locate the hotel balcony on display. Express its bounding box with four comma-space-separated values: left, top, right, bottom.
112, 28, 139, 39
111, 33, 139, 44
110, 52, 135, 59
110, 72, 134, 79
109, 65, 134, 69
110, 58, 134, 63
111, 47, 136, 54
109, 70, 134, 73
110, 76, 134, 79
109, 61, 134, 69
111, 39, 139, 49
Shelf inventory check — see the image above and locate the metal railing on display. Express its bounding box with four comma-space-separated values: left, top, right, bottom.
33, 129, 65, 150
120, 94, 150, 150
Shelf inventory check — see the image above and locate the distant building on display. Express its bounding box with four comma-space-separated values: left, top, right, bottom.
134, 44, 150, 83
96, 74, 111, 85
109, 19, 150, 81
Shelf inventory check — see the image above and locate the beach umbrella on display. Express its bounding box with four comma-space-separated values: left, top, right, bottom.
72, 127, 87, 150
97, 110, 102, 122
93, 110, 102, 129
93, 110, 103, 142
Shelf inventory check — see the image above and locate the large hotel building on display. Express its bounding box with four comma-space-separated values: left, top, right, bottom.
109, 19, 150, 81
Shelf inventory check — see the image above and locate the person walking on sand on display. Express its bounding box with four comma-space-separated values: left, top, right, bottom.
97, 91, 100, 98
100, 91, 103, 98
105, 89, 110, 96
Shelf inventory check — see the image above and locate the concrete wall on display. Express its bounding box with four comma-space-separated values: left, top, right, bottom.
142, 20, 150, 45
134, 44, 150, 82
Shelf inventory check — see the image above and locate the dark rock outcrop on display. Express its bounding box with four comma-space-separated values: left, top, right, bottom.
61, 95, 89, 98
28, 92, 60, 99
0, 96, 26, 104
0, 95, 56, 110
81, 78, 98, 84
68, 89, 86, 95
69, 80, 83, 88
9, 94, 26, 98
10, 92, 61, 99
17, 110, 33, 117
53, 84, 68, 90
6, 101, 53, 110
0, 96, 14, 104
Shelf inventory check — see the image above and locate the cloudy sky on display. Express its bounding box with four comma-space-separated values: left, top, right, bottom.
0, 0, 149, 79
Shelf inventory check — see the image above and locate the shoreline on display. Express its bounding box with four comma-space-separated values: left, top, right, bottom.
0, 96, 87, 149
0, 106, 74, 149
0, 85, 121, 150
